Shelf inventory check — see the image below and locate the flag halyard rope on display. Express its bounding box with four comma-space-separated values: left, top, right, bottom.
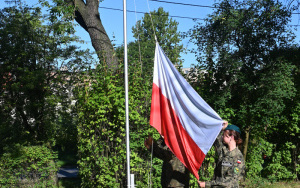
133, 0, 143, 72
146, 0, 158, 43
133, 1, 155, 187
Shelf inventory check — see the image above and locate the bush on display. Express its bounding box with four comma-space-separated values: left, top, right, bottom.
246, 138, 297, 183
76, 63, 155, 187
262, 142, 297, 181
0, 144, 59, 187
246, 138, 272, 179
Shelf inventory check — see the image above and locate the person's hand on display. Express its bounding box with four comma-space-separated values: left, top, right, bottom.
197, 181, 205, 187
222, 120, 228, 131
144, 136, 153, 150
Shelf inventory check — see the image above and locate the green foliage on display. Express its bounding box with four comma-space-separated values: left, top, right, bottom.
0, 2, 56, 147
263, 142, 296, 181
240, 131, 297, 182
126, 7, 184, 75
186, 0, 298, 183
76, 61, 156, 187
197, 147, 216, 181
246, 138, 273, 179
76, 7, 186, 187
246, 103, 299, 181
188, 0, 296, 129
76, 67, 125, 187
0, 144, 59, 187
0, 1, 92, 151
1, 0, 298, 187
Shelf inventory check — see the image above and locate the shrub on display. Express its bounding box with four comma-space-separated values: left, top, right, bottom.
0, 144, 59, 187
76, 63, 155, 187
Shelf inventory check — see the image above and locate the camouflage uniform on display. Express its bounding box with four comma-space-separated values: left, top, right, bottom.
205, 133, 245, 188
152, 138, 190, 188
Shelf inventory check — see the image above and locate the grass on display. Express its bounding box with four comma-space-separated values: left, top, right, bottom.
56, 149, 78, 167
55, 148, 81, 188
243, 179, 300, 188
57, 178, 81, 188
258, 182, 300, 188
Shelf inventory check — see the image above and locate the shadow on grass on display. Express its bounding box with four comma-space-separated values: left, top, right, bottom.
55, 148, 78, 167
55, 147, 81, 187
58, 178, 81, 188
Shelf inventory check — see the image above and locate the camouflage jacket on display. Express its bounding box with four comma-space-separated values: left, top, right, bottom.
152, 138, 190, 188
205, 133, 245, 188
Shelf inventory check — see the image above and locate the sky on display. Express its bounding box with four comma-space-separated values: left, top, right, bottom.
98, 0, 215, 68
1, 0, 299, 68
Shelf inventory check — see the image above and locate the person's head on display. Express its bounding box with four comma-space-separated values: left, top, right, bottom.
222, 124, 243, 146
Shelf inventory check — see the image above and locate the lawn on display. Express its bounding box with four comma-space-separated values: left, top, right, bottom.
243, 180, 300, 188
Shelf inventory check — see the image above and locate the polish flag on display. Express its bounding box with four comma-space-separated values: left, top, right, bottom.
150, 43, 223, 180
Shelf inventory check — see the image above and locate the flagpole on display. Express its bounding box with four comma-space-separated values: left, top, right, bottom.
123, 0, 131, 187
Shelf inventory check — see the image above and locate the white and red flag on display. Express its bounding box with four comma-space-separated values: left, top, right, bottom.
150, 43, 223, 180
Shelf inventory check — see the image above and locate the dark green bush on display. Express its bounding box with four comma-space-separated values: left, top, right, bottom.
76, 63, 158, 187
0, 144, 59, 187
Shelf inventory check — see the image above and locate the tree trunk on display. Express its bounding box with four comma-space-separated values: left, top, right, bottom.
243, 127, 250, 161
67, 0, 118, 70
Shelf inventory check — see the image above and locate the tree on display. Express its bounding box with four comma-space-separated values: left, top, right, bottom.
42, 0, 118, 69
264, 46, 300, 180
75, 8, 186, 186
0, 1, 92, 149
129, 7, 184, 75
187, 0, 296, 167
75, 61, 160, 187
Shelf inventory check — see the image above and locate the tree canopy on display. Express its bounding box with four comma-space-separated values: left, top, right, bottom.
0, 1, 92, 149
187, 0, 299, 180
125, 7, 184, 75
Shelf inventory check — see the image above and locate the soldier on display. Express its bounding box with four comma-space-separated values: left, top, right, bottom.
144, 136, 190, 188
198, 121, 245, 188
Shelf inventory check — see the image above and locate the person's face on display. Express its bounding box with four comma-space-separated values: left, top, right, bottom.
222, 131, 232, 145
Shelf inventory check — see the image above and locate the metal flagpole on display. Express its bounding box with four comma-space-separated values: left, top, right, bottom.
123, 0, 131, 187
